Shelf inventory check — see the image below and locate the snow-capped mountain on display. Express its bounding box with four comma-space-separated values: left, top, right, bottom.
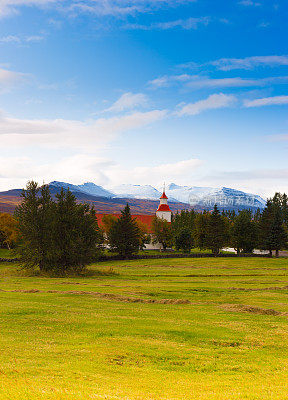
166, 183, 266, 209
77, 182, 114, 198
48, 181, 266, 210
165, 183, 214, 203
111, 184, 162, 200
49, 181, 114, 198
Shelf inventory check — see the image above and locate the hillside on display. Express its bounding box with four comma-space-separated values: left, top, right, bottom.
0, 187, 192, 215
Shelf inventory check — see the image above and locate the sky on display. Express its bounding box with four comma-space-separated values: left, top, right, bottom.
0, 0, 287, 198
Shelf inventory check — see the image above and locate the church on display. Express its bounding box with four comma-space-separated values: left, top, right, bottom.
96, 189, 172, 250
156, 190, 172, 222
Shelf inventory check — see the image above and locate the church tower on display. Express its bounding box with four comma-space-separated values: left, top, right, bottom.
156, 188, 172, 222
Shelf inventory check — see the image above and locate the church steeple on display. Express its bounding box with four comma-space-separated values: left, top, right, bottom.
156, 186, 172, 222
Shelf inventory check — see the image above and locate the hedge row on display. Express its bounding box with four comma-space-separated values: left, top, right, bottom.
0, 253, 271, 264
98, 252, 271, 261
0, 258, 20, 263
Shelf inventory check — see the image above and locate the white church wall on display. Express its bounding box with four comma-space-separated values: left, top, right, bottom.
156, 211, 172, 222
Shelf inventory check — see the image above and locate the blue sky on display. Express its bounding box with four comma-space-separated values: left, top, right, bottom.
0, 0, 287, 197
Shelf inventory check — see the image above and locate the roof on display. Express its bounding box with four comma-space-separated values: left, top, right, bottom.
160, 191, 168, 199
156, 204, 171, 212
96, 213, 155, 233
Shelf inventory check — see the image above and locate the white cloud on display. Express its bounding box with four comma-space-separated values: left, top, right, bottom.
149, 74, 288, 89
0, 35, 20, 43
0, 0, 56, 16
203, 168, 288, 198
210, 55, 288, 71
187, 77, 263, 89
105, 158, 203, 187
0, 67, 30, 92
238, 0, 261, 6
25, 35, 45, 42
177, 93, 236, 116
0, 0, 197, 18
0, 154, 113, 190
0, 34, 44, 43
268, 133, 288, 142
0, 109, 167, 150
125, 17, 210, 30
0, 156, 202, 192
104, 92, 148, 113
244, 95, 288, 108
148, 76, 170, 88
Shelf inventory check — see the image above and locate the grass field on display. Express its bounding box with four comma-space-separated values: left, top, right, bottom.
1, 256, 288, 399
0, 249, 15, 259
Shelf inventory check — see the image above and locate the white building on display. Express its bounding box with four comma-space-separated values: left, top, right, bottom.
144, 190, 172, 250
156, 191, 172, 222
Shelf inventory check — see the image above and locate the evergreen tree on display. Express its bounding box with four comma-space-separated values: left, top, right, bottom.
15, 182, 102, 273
173, 210, 196, 252
174, 228, 193, 253
253, 208, 262, 223
281, 193, 288, 225
151, 216, 173, 251
258, 199, 288, 257
51, 188, 102, 273
206, 205, 229, 255
15, 181, 53, 271
108, 204, 140, 257
194, 211, 210, 250
231, 209, 257, 254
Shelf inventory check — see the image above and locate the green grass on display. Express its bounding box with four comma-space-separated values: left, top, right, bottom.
0, 248, 15, 258
103, 247, 233, 258
1, 257, 288, 399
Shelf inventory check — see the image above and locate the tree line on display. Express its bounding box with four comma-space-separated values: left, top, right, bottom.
170, 193, 288, 257
0, 182, 287, 274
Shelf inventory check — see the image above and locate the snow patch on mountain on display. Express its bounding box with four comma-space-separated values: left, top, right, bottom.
77, 182, 114, 198
166, 183, 266, 209
49, 181, 114, 198
111, 184, 162, 200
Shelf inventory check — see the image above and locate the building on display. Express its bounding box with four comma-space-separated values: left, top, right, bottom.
156, 190, 172, 222
97, 189, 172, 250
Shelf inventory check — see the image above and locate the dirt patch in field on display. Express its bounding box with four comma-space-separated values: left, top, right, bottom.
56, 282, 88, 285
220, 303, 288, 316
8, 289, 40, 293
2, 289, 191, 304
228, 286, 288, 291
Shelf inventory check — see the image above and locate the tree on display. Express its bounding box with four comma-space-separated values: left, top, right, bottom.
173, 210, 196, 252
174, 228, 193, 253
50, 188, 103, 273
107, 204, 140, 257
206, 205, 229, 255
14, 181, 52, 271
136, 220, 151, 250
102, 214, 118, 234
151, 216, 173, 251
15, 182, 102, 273
258, 199, 287, 257
194, 211, 210, 250
231, 209, 257, 254
0, 213, 18, 249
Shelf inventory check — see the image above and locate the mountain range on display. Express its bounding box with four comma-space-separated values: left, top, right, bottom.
49, 181, 266, 208
0, 181, 266, 215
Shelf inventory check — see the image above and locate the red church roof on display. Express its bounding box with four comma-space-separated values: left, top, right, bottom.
96, 213, 155, 233
157, 204, 171, 212
160, 191, 168, 199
